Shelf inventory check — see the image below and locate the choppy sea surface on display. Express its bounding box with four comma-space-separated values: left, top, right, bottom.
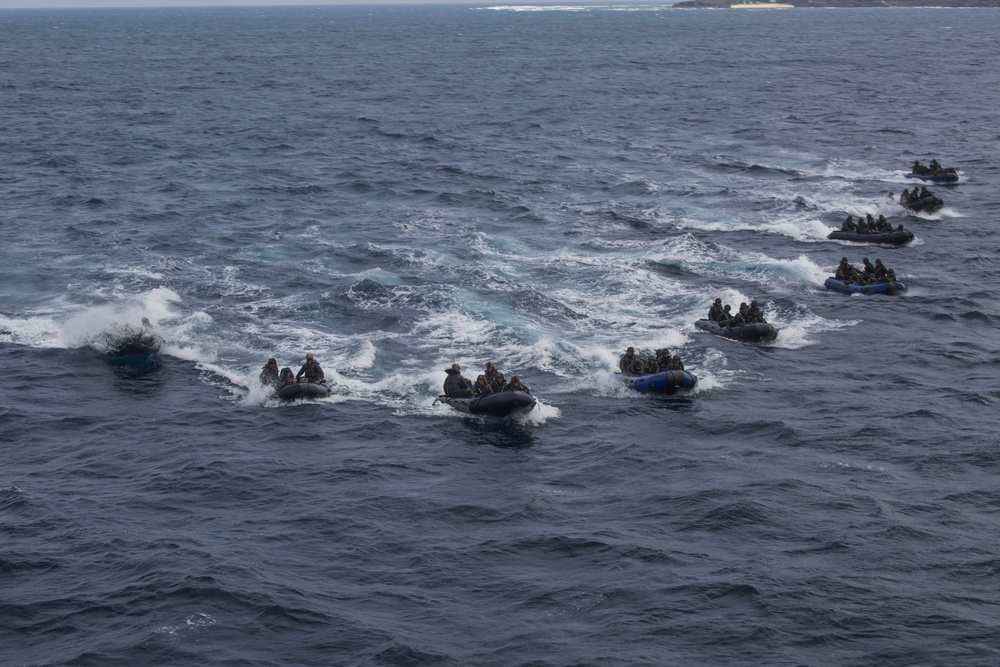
3, 4, 1000, 666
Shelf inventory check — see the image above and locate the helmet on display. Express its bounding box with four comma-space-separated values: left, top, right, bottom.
306, 353, 314, 360
626, 347, 634, 354
451, 363, 461, 372
267, 358, 277, 366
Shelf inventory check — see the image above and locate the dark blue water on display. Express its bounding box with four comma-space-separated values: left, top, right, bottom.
3, 4, 1000, 666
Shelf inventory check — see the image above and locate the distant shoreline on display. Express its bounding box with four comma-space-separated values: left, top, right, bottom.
675, 0, 1000, 7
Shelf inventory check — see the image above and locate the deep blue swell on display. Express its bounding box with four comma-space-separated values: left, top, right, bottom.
3, 5, 1000, 666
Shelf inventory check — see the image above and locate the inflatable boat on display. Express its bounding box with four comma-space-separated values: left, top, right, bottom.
437, 391, 536, 417
619, 370, 698, 395
824, 277, 907, 295
107, 331, 163, 356
905, 171, 958, 184
827, 229, 914, 246
695, 318, 778, 343
900, 194, 943, 213
277, 381, 331, 400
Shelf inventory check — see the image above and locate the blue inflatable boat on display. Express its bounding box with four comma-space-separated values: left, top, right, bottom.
619, 370, 698, 395
905, 171, 958, 184
824, 277, 907, 296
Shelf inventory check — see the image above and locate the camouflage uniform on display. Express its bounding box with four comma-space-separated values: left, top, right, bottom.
259, 358, 279, 387
507, 377, 530, 394
619, 347, 638, 374
443, 364, 473, 398
474, 375, 493, 397
296, 355, 325, 382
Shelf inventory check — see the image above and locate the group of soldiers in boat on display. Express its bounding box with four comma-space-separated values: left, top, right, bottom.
259, 353, 325, 389
706, 298, 767, 328
442, 361, 530, 398
899, 186, 935, 202
911, 159, 956, 178
897, 186, 939, 208
618, 346, 685, 376
840, 213, 906, 235
835, 256, 897, 285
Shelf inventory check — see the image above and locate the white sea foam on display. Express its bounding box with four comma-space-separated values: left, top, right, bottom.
0, 287, 185, 351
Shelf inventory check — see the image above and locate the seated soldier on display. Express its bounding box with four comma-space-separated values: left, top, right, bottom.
506, 376, 530, 394
484, 361, 498, 387
835, 257, 853, 281
747, 299, 765, 323
473, 375, 493, 397
491, 371, 508, 393
708, 298, 724, 322
656, 348, 672, 371
862, 257, 876, 282
619, 347, 638, 373
729, 303, 747, 328
642, 354, 659, 375
443, 363, 473, 398
296, 353, 325, 383
873, 259, 889, 282
842, 214, 855, 231
668, 354, 685, 371
259, 358, 280, 387
278, 367, 296, 387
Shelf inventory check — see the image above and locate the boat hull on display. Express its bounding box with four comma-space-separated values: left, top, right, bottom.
109, 333, 163, 356
905, 172, 958, 184
824, 277, 907, 295
900, 195, 943, 213
277, 382, 331, 400
827, 229, 914, 246
438, 391, 536, 417
619, 370, 698, 395
695, 319, 777, 343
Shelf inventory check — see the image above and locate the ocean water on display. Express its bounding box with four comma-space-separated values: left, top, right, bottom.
3, 4, 1000, 666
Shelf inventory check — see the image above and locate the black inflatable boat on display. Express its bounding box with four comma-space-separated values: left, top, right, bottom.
437, 391, 536, 417
827, 229, 914, 246
107, 331, 163, 356
277, 381, 331, 400
695, 318, 778, 343
900, 194, 943, 213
